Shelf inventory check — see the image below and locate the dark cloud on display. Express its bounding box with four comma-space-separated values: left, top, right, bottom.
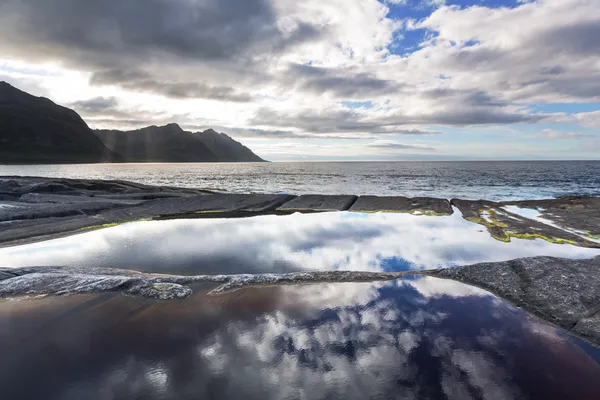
365, 141, 435, 151
0, 0, 322, 99
71, 96, 119, 111
286, 64, 402, 97
250, 105, 539, 134
422, 89, 508, 107
91, 69, 253, 102
540, 66, 566, 76
0, 0, 320, 62
540, 21, 600, 56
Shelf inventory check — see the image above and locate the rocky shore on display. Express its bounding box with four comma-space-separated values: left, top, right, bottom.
2, 176, 598, 248
1, 176, 600, 346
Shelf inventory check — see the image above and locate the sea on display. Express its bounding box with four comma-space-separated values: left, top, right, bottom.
0, 160, 599, 201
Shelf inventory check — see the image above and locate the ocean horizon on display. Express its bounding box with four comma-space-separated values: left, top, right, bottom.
2, 160, 599, 201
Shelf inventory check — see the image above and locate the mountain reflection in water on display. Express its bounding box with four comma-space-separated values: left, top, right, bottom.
1, 211, 600, 399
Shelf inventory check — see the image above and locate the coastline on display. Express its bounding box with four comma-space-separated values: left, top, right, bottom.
1, 176, 600, 348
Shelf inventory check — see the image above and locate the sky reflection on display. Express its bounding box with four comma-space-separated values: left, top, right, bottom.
0, 277, 599, 400
1, 212, 600, 399
0, 211, 598, 275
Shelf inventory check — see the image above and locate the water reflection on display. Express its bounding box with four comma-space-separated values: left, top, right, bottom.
1, 212, 598, 274
1, 212, 600, 399
0, 277, 599, 400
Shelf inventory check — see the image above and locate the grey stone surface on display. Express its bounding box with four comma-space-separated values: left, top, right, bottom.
506, 196, 600, 240
3, 256, 600, 347
278, 195, 358, 211
451, 198, 599, 248
0, 266, 418, 299
1, 176, 599, 249
18, 193, 143, 205
349, 196, 452, 215
435, 255, 600, 346
0, 177, 297, 247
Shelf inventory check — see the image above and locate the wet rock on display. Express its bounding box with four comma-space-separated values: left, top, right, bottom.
0, 266, 417, 299
1, 176, 598, 248
125, 282, 193, 300
0, 176, 298, 247
277, 195, 358, 211
505, 197, 600, 240
434, 256, 600, 346
572, 314, 600, 346
349, 196, 452, 215
30, 182, 79, 195
451, 198, 599, 248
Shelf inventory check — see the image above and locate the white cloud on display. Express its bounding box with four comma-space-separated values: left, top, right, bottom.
0, 0, 599, 158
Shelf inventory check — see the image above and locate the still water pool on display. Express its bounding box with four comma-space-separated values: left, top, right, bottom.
1, 211, 599, 399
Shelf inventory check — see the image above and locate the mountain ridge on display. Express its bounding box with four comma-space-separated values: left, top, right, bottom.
0, 81, 266, 164
95, 124, 266, 163
0, 81, 119, 164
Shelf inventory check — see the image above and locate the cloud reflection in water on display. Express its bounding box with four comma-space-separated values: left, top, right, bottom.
1, 212, 600, 399
0, 277, 599, 399
1, 211, 598, 274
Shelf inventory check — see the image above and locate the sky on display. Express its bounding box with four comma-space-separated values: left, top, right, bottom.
0, 0, 599, 161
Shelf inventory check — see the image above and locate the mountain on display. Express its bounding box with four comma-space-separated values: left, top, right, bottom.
96, 125, 266, 162
194, 129, 265, 162
0, 81, 118, 164
95, 124, 219, 162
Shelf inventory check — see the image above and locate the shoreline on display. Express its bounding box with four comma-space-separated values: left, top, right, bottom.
1, 176, 600, 347
1, 175, 599, 249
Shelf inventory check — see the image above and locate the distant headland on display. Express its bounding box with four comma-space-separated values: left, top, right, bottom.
0, 81, 265, 164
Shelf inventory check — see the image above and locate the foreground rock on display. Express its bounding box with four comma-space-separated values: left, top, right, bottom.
451, 198, 600, 248
2, 256, 600, 346
277, 195, 358, 211
1, 176, 599, 248
436, 255, 600, 346
506, 197, 600, 241
0, 266, 417, 299
349, 196, 452, 215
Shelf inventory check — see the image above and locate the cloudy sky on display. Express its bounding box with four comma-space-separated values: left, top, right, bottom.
1, 0, 599, 161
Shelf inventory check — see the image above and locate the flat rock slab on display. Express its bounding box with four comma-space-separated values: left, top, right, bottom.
451, 198, 599, 248
434, 256, 600, 347
0, 194, 296, 248
0, 176, 211, 197
3, 256, 600, 347
350, 196, 452, 215
277, 195, 358, 211
506, 196, 600, 240
0, 266, 414, 299
1, 176, 599, 249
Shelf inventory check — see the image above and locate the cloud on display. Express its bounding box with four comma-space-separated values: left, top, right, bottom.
365, 140, 434, 150
0, 0, 322, 101
90, 69, 253, 102
250, 105, 540, 134
0, 0, 599, 155
0, 0, 320, 63
413, 1, 600, 103
538, 130, 595, 139
573, 110, 600, 130
285, 63, 402, 98
70, 96, 119, 111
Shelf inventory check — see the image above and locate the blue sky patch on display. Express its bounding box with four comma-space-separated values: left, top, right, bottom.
341, 100, 374, 109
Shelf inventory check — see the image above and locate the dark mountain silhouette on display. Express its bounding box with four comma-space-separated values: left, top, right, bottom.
0, 81, 118, 163
0, 82, 265, 163
195, 129, 265, 162
95, 125, 265, 162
